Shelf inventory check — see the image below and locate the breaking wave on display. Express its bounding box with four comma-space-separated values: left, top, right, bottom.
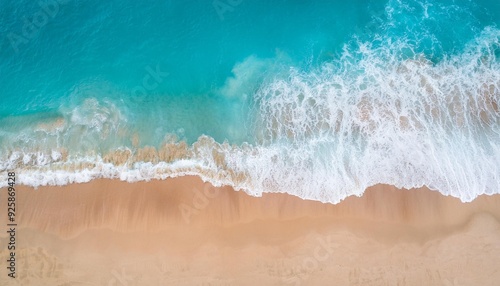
1, 27, 499, 203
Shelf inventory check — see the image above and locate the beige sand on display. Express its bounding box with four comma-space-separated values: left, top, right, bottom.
1, 177, 500, 285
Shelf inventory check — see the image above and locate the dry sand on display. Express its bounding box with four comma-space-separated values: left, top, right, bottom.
1, 177, 499, 285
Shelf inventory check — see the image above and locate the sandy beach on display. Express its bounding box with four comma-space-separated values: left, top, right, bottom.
2, 0, 499, 285
0, 177, 499, 285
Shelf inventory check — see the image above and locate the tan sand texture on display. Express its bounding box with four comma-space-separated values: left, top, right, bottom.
1, 177, 500, 285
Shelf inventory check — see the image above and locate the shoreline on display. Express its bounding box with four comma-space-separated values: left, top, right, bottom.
1, 177, 500, 285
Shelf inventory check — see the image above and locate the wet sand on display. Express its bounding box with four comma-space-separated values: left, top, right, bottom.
1, 177, 499, 285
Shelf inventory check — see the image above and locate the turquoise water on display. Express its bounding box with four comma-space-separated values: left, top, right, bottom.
0, 0, 499, 203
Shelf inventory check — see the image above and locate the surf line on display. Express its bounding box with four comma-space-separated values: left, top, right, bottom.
6, 172, 17, 279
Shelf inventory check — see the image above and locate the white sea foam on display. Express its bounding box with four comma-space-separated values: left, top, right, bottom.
0, 28, 499, 204
246, 27, 500, 202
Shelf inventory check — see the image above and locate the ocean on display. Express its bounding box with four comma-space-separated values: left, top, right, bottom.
0, 0, 499, 203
